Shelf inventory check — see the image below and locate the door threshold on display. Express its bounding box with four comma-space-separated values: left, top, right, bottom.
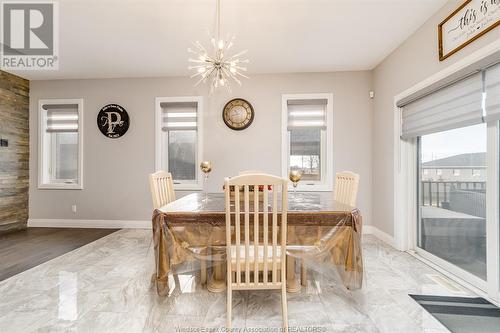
407, 250, 500, 307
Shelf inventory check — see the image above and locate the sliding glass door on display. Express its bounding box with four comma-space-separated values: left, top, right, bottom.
399, 60, 500, 299
417, 124, 487, 281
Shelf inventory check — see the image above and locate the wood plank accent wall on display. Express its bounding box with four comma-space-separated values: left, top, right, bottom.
0, 70, 29, 234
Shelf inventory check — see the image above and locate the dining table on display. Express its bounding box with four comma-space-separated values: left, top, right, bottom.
151, 192, 364, 296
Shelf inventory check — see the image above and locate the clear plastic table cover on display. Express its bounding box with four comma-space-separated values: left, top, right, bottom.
151, 192, 363, 296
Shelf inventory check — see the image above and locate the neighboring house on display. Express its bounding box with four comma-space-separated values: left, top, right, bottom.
422, 152, 486, 182
421, 152, 486, 218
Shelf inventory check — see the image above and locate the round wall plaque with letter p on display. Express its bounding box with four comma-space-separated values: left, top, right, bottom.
97, 104, 130, 138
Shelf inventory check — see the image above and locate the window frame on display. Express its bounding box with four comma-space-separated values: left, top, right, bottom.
155, 96, 203, 190
38, 98, 84, 190
281, 93, 334, 191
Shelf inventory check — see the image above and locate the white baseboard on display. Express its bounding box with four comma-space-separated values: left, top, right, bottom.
363, 225, 396, 248
27, 218, 151, 229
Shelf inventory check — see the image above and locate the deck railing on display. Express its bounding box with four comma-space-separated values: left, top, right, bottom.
421, 181, 486, 208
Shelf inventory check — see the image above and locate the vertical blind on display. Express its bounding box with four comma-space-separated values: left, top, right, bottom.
161, 102, 198, 131
399, 62, 500, 139
44, 104, 79, 132
287, 99, 327, 130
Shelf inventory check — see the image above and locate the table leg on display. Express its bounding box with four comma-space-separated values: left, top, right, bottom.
207, 228, 226, 292
200, 258, 207, 285
208, 260, 226, 292
286, 255, 301, 293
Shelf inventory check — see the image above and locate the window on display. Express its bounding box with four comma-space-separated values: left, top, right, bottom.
436, 169, 442, 176
472, 169, 481, 177
155, 97, 203, 190
423, 169, 429, 176
38, 99, 83, 189
453, 169, 460, 176
282, 94, 333, 191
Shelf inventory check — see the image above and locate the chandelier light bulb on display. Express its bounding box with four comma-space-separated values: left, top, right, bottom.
218, 40, 224, 49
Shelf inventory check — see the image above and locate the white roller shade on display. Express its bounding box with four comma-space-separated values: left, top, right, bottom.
484, 63, 500, 122
44, 104, 79, 132
161, 102, 198, 131
401, 72, 483, 139
287, 99, 327, 129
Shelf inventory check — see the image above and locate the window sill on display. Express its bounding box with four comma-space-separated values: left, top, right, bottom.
38, 183, 83, 190
173, 183, 203, 191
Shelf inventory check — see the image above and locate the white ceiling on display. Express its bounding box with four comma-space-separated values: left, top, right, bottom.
12, 0, 447, 80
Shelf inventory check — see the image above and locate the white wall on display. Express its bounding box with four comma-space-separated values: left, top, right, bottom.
29, 71, 373, 223
372, 0, 500, 236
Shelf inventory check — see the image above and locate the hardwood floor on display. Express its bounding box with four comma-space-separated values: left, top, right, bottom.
0, 227, 118, 281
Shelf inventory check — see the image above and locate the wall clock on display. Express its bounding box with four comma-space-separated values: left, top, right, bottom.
97, 104, 130, 138
222, 98, 254, 131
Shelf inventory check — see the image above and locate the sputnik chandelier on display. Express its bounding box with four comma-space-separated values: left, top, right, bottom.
188, 0, 249, 91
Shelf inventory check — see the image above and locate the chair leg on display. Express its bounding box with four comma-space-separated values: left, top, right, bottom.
227, 285, 232, 330
281, 285, 288, 332
200, 259, 207, 285
173, 273, 181, 292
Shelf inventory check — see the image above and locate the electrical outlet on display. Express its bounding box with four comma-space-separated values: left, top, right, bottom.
0, 139, 8, 147
71, 205, 77, 213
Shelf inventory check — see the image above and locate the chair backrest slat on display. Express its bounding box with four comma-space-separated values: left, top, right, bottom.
280, 187, 288, 285
244, 185, 250, 284
149, 171, 176, 209
272, 188, 278, 284
224, 174, 288, 288
235, 186, 241, 285
253, 186, 259, 284
334, 171, 360, 207
263, 185, 269, 284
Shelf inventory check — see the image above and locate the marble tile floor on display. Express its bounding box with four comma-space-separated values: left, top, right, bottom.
0, 229, 475, 333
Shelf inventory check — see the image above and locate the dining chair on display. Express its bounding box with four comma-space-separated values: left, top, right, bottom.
149, 170, 207, 286
224, 174, 289, 331
299, 171, 360, 287
333, 171, 360, 207
149, 170, 176, 209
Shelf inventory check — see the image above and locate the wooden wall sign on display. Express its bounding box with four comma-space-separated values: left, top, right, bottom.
439, 0, 500, 61
97, 104, 130, 138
